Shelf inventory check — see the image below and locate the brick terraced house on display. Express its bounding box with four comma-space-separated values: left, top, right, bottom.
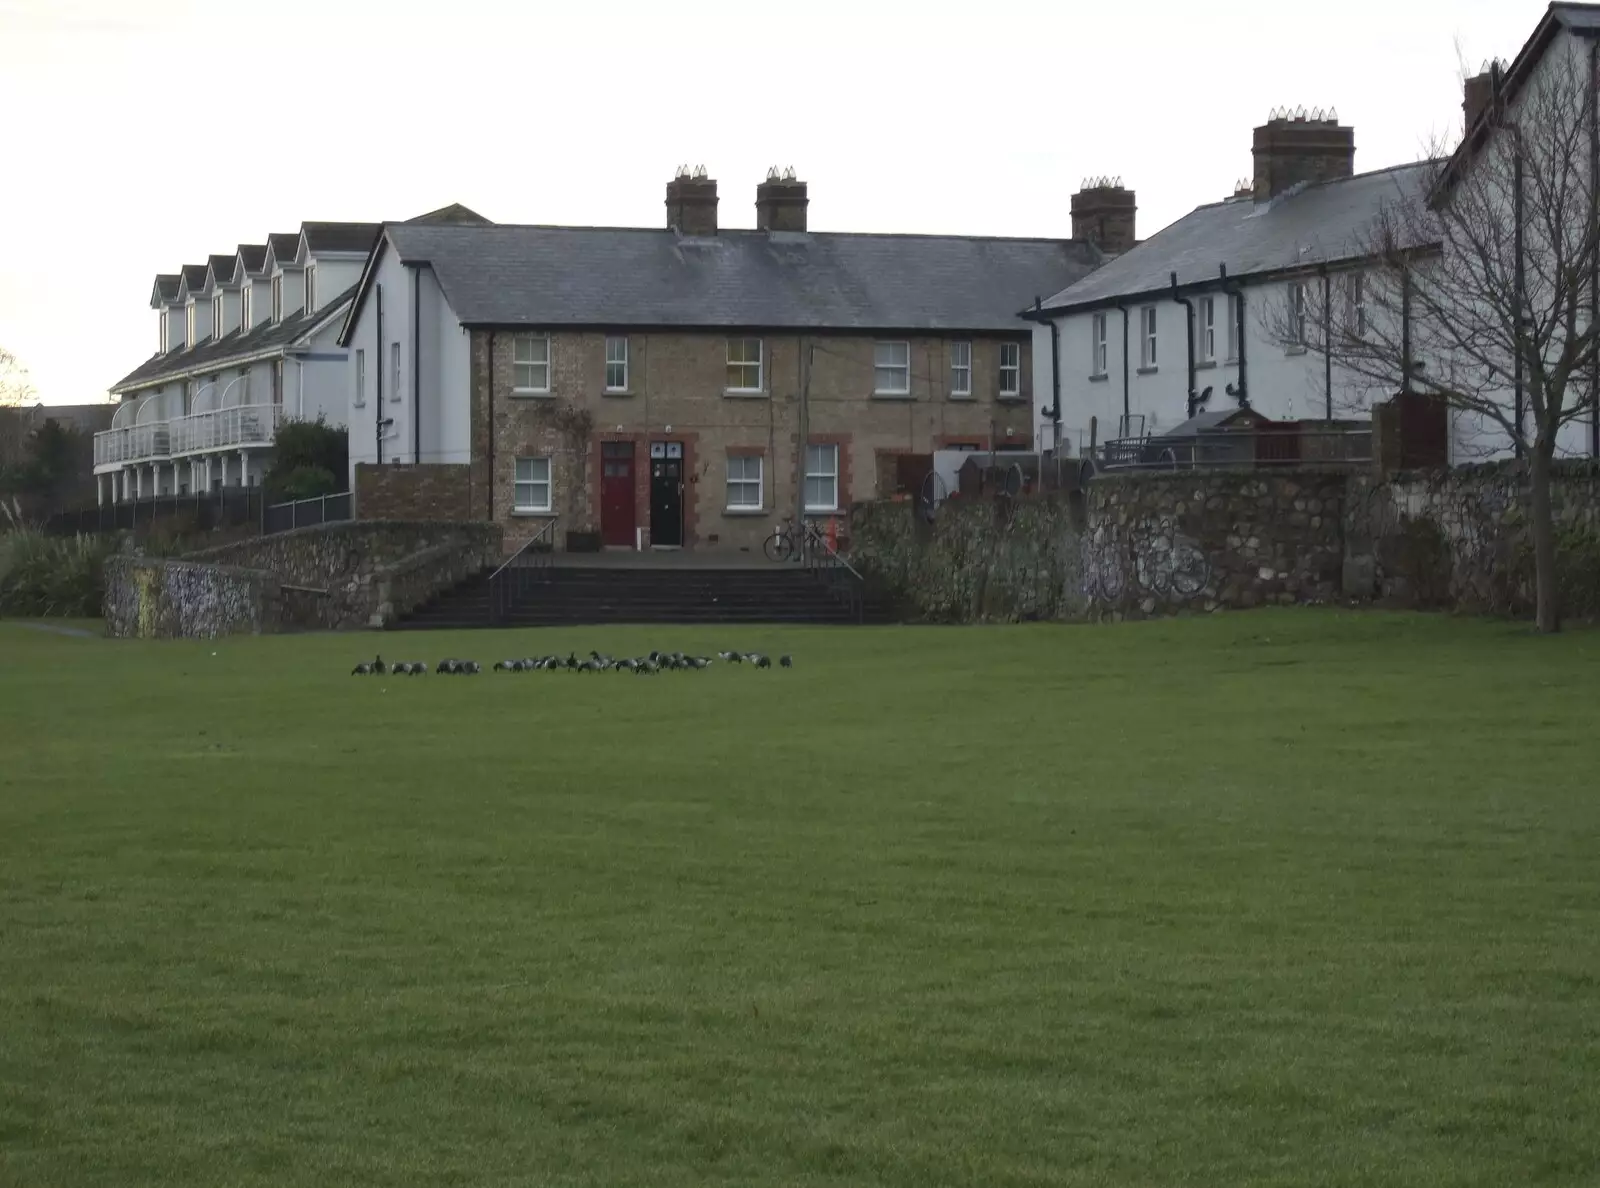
340, 170, 1110, 554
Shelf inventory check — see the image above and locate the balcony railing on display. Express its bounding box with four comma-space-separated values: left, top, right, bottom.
94, 404, 285, 468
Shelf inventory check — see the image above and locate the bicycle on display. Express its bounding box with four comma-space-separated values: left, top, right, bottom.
763, 518, 828, 562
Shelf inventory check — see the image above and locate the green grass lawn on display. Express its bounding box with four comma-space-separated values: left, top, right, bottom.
2, 612, 1598, 1187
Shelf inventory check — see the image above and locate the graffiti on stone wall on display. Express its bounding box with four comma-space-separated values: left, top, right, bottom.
1082, 526, 1212, 605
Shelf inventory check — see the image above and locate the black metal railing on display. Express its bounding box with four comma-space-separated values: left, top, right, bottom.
802, 526, 867, 623
40, 488, 265, 536
262, 491, 353, 535
487, 518, 559, 624
1096, 427, 1372, 472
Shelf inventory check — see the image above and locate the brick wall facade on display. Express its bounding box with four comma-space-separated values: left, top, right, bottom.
355, 462, 478, 521
466, 327, 1033, 554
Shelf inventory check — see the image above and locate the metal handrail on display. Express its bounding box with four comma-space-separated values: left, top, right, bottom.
802, 523, 866, 623
488, 517, 560, 623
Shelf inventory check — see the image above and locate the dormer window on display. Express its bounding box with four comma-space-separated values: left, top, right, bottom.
186, 303, 196, 348
271, 276, 282, 323
241, 285, 252, 330
304, 264, 316, 314
212, 295, 224, 337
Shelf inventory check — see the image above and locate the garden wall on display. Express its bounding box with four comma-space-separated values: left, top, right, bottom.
848, 463, 1600, 623
104, 520, 503, 637
104, 556, 280, 639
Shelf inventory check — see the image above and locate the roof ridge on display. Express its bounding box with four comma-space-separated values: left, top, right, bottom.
393, 221, 1079, 245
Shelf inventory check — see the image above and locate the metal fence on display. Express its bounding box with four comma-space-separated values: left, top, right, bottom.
261, 491, 353, 535
41, 489, 266, 536
1094, 427, 1372, 472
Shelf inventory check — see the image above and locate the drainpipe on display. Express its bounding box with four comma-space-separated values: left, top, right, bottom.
1320, 265, 1333, 421
1513, 141, 1526, 456
1026, 297, 1063, 451
1221, 264, 1249, 409
412, 265, 421, 465
375, 285, 384, 465
1170, 271, 1198, 419
1401, 264, 1414, 394
1117, 303, 1131, 435
485, 330, 496, 522
1590, 38, 1599, 457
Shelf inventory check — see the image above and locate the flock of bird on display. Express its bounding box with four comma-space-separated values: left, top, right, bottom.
352, 650, 792, 676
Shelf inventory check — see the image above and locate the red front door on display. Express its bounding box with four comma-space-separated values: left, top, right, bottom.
600, 442, 637, 547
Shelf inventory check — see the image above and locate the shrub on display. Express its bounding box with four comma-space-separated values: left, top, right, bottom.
0, 528, 118, 617
265, 419, 347, 501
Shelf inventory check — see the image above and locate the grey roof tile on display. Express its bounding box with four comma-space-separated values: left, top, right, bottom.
383, 224, 1102, 331
152, 274, 180, 303
237, 244, 268, 274
111, 283, 357, 393
179, 263, 209, 292
207, 254, 237, 285
405, 203, 492, 225
302, 221, 381, 254
266, 233, 301, 263
1040, 162, 1437, 313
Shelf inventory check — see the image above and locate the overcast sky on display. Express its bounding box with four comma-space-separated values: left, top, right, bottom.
0, 0, 1553, 407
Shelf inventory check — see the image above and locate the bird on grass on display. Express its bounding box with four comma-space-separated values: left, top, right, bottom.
351, 661, 374, 675
404, 662, 427, 676
779, 655, 793, 668
753, 654, 772, 669
371, 656, 387, 675
717, 651, 742, 664
459, 660, 482, 675
436, 658, 460, 675
494, 659, 523, 672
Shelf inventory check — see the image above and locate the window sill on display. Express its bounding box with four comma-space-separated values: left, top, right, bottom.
996, 393, 1025, 403
510, 389, 555, 398
872, 391, 913, 400
723, 389, 768, 398
1284, 346, 1308, 357
1088, 373, 1109, 383
1195, 360, 1218, 371
603, 388, 632, 397
1136, 366, 1159, 375
510, 509, 557, 518
722, 507, 767, 517
803, 508, 844, 518
1225, 357, 1240, 366
949, 392, 974, 400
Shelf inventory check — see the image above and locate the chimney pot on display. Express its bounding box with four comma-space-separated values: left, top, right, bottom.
1070, 180, 1137, 255
1252, 111, 1354, 201
666, 170, 719, 236
756, 172, 808, 232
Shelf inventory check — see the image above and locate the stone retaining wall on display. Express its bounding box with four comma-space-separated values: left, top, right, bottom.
104, 520, 504, 637
104, 556, 279, 639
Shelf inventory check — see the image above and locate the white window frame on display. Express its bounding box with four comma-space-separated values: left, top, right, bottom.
270, 276, 282, 323
998, 342, 1021, 398
1287, 280, 1309, 348
804, 443, 840, 512
186, 303, 196, 347
238, 368, 251, 406
1140, 305, 1158, 369
873, 340, 911, 395
604, 336, 629, 392
725, 337, 763, 392
512, 333, 551, 394
949, 341, 972, 397
1226, 293, 1240, 362
1198, 296, 1216, 363
1348, 272, 1367, 339
212, 295, 224, 337
354, 349, 366, 408
390, 341, 402, 403
725, 453, 763, 510
159, 311, 166, 352
1091, 312, 1108, 376
240, 285, 252, 331
304, 264, 316, 313
271, 359, 284, 406
513, 456, 552, 513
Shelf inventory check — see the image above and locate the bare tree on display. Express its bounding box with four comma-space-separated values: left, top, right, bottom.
1278, 48, 1600, 633
0, 346, 35, 407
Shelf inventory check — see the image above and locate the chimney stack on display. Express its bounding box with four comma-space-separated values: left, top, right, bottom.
756, 166, 808, 232
1463, 63, 1499, 133
666, 165, 718, 236
1252, 108, 1354, 202
1070, 178, 1137, 255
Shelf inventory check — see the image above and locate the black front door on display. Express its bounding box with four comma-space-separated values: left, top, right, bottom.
650, 443, 684, 547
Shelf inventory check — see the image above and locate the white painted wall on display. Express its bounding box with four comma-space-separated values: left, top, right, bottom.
290, 316, 352, 427
308, 256, 364, 311
246, 277, 272, 329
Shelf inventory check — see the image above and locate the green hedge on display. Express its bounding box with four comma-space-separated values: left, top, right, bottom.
0, 529, 118, 618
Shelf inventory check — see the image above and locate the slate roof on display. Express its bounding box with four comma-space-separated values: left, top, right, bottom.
1039, 161, 1438, 314
303, 221, 381, 254
237, 244, 268, 274
179, 263, 209, 292
266, 233, 301, 262
377, 224, 1103, 331
207, 254, 238, 285
152, 274, 180, 303
111, 283, 358, 394
405, 203, 492, 226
